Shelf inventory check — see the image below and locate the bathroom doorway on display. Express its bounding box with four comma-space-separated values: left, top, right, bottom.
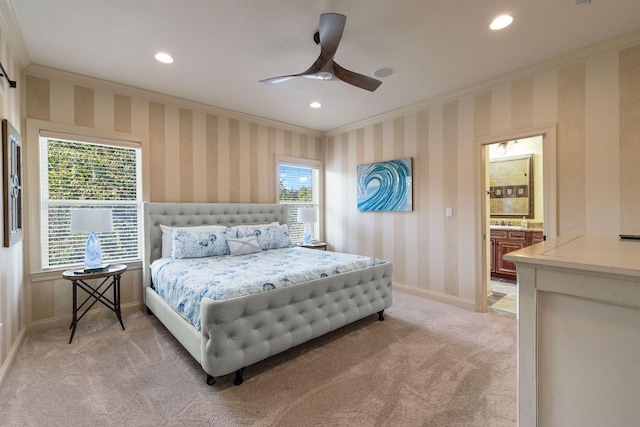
486, 136, 543, 318
477, 125, 557, 316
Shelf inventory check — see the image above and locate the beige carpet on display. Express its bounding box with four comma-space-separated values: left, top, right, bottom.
0, 292, 516, 426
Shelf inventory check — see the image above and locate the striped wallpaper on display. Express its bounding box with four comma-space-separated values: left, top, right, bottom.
324, 42, 640, 308
19, 37, 640, 328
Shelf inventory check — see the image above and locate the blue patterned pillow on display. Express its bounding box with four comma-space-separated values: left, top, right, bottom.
233, 224, 293, 250
171, 228, 230, 259
160, 224, 228, 258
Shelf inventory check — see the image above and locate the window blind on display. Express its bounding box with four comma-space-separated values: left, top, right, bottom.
278, 163, 317, 243
40, 137, 141, 268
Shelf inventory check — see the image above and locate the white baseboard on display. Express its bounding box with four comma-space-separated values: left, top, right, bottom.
0, 326, 26, 388
26, 301, 144, 335
394, 283, 476, 311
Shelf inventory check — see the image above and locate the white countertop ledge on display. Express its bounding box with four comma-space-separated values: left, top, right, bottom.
504, 232, 640, 278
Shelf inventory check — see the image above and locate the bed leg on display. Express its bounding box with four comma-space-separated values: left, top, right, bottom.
234, 368, 245, 386
146, 307, 153, 316
206, 374, 216, 386
377, 310, 385, 321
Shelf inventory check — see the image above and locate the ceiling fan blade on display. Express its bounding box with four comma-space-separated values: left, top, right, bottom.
259, 75, 297, 84
318, 13, 346, 56
333, 62, 382, 92
294, 13, 346, 79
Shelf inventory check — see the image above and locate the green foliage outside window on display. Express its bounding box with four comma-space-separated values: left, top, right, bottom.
48, 140, 137, 200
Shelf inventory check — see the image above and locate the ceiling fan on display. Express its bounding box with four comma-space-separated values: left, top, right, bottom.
260, 13, 382, 92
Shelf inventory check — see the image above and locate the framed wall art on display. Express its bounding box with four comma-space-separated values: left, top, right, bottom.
357, 157, 413, 212
3, 119, 23, 246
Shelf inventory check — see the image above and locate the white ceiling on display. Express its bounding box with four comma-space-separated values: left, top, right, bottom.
9, 0, 640, 132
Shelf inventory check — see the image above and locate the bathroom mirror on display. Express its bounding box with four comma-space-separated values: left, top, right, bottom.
489, 154, 533, 219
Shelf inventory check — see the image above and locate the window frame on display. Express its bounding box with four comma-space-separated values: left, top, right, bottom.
276, 156, 323, 244
26, 119, 148, 278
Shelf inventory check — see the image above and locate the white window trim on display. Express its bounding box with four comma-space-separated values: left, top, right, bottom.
276, 155, 324, 243
26, 119, 150, 277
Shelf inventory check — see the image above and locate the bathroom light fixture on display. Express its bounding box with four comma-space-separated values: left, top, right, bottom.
490, 14, 513, 30
495, 139, 519, 156
310, 101, 322, 109
496, 141, 509, 156
155, 52, 174, 64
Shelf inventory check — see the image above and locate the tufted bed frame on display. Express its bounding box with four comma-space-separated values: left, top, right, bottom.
142, 202, 393, 385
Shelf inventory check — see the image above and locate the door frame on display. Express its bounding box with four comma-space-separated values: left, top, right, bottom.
475, 124, 557, 312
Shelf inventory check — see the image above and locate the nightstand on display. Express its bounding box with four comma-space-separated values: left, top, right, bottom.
297, 241, 327, 250
62, 264, 127, 343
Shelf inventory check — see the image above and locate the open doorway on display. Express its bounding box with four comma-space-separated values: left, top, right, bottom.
476, 124, 557, 316
486, 136, 543, 318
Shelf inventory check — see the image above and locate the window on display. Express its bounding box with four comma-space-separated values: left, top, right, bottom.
277, 158, 322, 244
39, 133, 142, 269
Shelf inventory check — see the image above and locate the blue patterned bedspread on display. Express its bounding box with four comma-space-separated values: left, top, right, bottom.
150, 247, 379, 330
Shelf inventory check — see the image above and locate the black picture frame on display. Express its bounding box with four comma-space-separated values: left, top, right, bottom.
3, 119, 23, 247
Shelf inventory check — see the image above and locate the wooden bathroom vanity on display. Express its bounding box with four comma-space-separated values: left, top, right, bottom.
490, 227, 543, 279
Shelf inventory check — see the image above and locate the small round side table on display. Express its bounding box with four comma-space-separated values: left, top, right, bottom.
62, 264, 127, 343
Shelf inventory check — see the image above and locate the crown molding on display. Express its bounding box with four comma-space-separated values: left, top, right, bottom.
325, 29, 640, 137
0, 0, 30, 68
25, 64, 323, 137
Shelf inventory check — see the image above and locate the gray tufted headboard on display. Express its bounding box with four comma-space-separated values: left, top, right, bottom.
142, 202, 289, 289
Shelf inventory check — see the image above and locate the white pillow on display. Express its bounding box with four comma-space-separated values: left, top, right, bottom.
227, 236, 262, 256
160, 224, 228, 258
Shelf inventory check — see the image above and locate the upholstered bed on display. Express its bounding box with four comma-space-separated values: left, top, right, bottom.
142, 202, 393, 385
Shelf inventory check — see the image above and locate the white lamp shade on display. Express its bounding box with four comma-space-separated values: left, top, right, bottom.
297, 207, 317, 223
70, 209, 113, 234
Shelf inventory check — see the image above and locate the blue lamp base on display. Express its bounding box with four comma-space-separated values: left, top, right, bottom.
84, 232, 104, 269
303, 222, 312, 245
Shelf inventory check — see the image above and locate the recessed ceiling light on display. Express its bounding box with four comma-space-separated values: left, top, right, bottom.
490, 14, 513, 30
155, 52, 174, 64
310, 102, 322, 109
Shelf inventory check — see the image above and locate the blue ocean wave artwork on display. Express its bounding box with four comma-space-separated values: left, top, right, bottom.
357, 158, 412, 211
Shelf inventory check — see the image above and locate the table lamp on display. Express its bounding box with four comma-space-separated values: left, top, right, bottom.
297, 207, 317, 244
70, 208, 113, 269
